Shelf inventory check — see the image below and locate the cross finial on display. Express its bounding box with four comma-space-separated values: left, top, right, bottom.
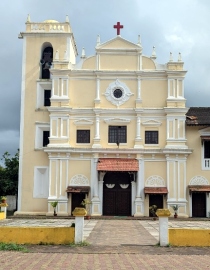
113, 22, 123, 35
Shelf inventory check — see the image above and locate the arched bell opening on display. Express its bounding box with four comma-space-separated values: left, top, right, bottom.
40, 42, 53, 79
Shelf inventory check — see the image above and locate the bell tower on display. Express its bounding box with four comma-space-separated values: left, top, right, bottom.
17, 15, 78, 215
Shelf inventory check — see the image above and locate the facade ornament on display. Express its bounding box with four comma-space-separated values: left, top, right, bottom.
189, 176, 209, 185
145, 175, 165, 187
137, 35, 141, 45
104, 79, 133, 107
151, 46, 157, 59
106, 184, 115, 188
64, 50, 67, 60
169, 52, 173, 62
96, 35, 100, 46
65, 15, 69, 23
178, 52, 182, 62
70, 174, 89, 186
81, 47, 86, 59
55, 50, 59, 60
120, 184, 129, 189
26, 14, 31, 23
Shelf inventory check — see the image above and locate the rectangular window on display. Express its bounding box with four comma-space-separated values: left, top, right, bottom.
43, 131, 50, 147
145, 131, 158, 144
204, 141, 210, 158
108, 126, 127, 143
44, 90, 51, 106
77, 130, 90, 143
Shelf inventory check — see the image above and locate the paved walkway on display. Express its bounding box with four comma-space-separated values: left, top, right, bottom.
1, 218, 210, 269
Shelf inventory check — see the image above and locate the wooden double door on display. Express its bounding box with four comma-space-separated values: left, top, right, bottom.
103, 172, 131, 216
192, 193, 206, 217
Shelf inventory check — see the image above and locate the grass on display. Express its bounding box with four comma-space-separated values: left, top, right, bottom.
0, 242, 28, 252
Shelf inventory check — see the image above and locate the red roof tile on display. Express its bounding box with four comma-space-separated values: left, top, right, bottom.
66, 186, 90, 193
144, 187, 168, 194
97, 158, 139, 171
188, 185, 210, 193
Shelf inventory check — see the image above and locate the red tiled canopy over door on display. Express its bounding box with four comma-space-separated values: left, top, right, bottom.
144, 187, 168, 194
97, 158, 139, 171
189, 185, 210, 193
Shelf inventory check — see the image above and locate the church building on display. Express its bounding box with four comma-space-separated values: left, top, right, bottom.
16, 15, 210, 218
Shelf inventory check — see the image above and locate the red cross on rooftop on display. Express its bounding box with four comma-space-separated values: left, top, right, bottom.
113, 22, 123, 35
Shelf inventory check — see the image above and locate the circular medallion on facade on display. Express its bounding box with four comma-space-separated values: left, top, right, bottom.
104, 79, 133, 107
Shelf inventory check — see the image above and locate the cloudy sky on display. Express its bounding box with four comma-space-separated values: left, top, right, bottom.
0, 0, 210, 160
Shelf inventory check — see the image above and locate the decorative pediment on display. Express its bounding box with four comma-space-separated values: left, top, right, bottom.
104, 118, 130, 124
141, 119, 162, 127
96, 36, 142, 51
74, 119, 93, 126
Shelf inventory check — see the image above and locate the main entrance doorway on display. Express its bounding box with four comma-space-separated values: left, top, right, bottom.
149, 194, 163, 217
192, 193, 206, 217
103, 172, 131, 216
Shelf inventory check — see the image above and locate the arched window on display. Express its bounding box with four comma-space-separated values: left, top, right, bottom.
40, 43, 53, 79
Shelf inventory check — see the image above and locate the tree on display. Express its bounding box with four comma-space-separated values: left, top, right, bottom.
0, 150, 19, 195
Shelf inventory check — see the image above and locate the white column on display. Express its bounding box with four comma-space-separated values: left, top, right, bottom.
159, 217, 169, 247
75, 216, 84, 244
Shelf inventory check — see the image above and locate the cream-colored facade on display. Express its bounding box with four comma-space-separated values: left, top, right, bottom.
16, 16, 210, 218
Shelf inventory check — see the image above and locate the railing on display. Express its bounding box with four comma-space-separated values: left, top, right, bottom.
203, 159, 210, 169
30, 23, 66, 32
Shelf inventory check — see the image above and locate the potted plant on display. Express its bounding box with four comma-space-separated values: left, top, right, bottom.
149, 205, 158, 220
81, 198, 92, 219
171, 205, 179, 218
1, 196, 7, 203
50, 201, 58, 216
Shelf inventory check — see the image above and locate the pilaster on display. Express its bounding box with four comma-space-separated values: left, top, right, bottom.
91, 157, 101, 216
134, 158, 144, 216
92, 110, 101, 148
47, 155, 69, 216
